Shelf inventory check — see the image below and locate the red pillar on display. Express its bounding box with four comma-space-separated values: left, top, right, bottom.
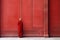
49, 0, 60, 37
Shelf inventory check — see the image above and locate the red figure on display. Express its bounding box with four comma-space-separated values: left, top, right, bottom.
18, 18, 23, 37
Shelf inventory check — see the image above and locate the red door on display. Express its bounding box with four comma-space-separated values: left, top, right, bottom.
1, 0, 20, 37
1, 0, 60, 37
21, 0, 48, 37
0, 0, 48, 37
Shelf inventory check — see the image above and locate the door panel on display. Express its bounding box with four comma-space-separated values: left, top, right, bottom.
22, 0, 48, 37
0, 0, 48, 37
1, 0, 20, 37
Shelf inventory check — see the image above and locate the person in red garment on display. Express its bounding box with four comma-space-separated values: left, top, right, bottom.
18, 18, 23, 37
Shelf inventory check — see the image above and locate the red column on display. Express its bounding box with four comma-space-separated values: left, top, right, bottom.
49, 0, 60, 37
0, 0, 1, 37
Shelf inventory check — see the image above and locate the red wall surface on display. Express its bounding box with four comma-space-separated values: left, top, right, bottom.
1, 0, 60, 37
0, 0, 48, 37
1, 0, 20, 37
21, 0, 48, 37
49, 0, 60, 37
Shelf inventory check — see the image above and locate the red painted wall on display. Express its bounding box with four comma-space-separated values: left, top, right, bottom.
1, 0, 20, 37
1, 0, 60, 37
49, 0, 60, 37
1, 0, 48, 37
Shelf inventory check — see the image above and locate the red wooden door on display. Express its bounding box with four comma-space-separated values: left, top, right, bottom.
0, 0, 48, 37
21, 0, 48, 37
